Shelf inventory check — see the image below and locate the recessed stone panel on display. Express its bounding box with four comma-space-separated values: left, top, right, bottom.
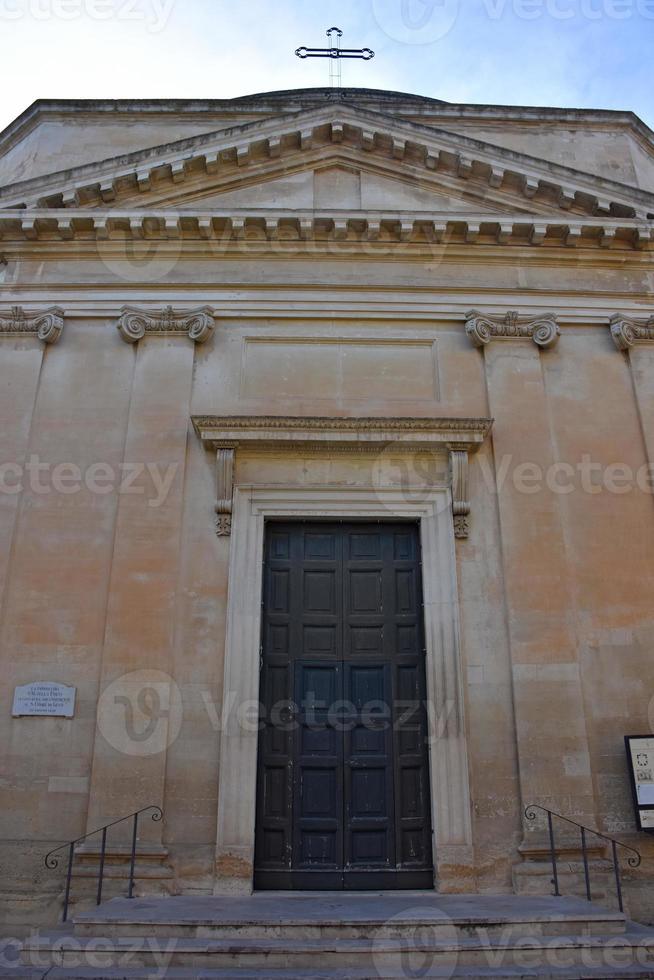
240, 338, 439, 402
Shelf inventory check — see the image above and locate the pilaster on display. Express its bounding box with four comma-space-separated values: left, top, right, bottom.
481, 339, 596, 851
0, 338, 45, 633
86, 336, 195, 840
0, 307, 65, 612
611, 314, 654, 473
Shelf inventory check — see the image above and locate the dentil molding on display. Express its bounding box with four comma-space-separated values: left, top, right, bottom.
610, 313, 654, 350
192, 415, 493, 540
0, 305, 64, 344
117, 305, 215, 344
465, 310, 560, 349
1, 210, 650, 250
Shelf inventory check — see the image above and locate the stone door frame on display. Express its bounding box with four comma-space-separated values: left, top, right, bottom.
213, 484, 473, 893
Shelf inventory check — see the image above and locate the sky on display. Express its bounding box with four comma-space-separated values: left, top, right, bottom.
0, 0, 652, 134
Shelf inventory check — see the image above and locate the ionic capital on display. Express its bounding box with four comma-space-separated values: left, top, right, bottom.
117, 305, 215, 344
465, 310, 559, 350
610, 313, 654, 350
0, 305, 64, 344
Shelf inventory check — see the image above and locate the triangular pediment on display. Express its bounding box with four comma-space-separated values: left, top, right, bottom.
148, 159, 529, 215
2, 103, 654, 221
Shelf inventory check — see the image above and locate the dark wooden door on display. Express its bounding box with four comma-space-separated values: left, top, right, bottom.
254, 522, 433, 890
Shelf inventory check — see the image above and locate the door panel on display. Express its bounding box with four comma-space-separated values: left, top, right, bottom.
293, 661, 343, 873
255, 521, 433, 890
343, 661, 395, 873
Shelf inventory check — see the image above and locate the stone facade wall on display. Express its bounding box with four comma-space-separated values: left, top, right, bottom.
0, 296, 653, 925
1, 90, 654, 931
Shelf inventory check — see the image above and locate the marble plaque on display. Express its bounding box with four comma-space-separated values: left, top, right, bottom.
12, 682, 76, 718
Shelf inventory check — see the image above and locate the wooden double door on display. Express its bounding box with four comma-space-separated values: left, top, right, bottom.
254, 521, 434, 890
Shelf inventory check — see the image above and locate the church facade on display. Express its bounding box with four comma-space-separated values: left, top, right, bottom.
0, 87, 653, 929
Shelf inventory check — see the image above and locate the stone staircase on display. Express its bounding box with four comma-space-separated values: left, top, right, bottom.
67, 844, 176, 914
12, 892, 654, 978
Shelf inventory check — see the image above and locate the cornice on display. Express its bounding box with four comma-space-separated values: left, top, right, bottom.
191, 414, 492, 448
0, 305, 64, 344
2, 104, 653, 219
117, 305, 214, 344
192, 414, 492, 431
0, 296, 649, 327
610, 313, 654, 350
0, 208, 651, 251
465, 310, 560, 349
3, 93, 652, 160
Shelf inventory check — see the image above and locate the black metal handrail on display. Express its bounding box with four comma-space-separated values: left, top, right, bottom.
525, 803, 641, 913
45, 805, 163, 922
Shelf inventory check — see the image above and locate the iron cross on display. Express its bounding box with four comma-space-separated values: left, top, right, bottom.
295, 27, 375, 88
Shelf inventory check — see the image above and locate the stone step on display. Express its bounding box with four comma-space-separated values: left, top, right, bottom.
7, 967, 654, 980
20, 929, 654, 973
17, 967, 654, 980
513, 860, 617, 909
72, 917, 626, 940
70, 893, 629, 940
19, 894, 654, 978
75, 844, 168, 860
71, 866, 175, 880
53, 870, 177, 919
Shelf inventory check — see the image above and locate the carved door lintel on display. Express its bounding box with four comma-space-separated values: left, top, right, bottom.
193, 417, 493, 542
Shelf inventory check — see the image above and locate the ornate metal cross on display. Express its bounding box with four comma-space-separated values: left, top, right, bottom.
295, 27, 375, 88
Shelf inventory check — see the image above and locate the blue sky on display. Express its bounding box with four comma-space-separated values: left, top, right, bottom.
0, 0, 651, 134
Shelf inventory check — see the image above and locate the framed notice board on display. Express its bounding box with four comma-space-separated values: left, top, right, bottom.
625, 735, 654, 833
